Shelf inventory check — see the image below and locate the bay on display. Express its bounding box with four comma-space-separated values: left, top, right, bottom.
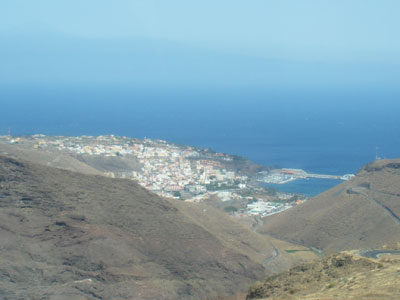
1, 85, 399, 195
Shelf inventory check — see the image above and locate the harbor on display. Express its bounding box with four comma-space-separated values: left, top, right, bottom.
257, 168, 355, 185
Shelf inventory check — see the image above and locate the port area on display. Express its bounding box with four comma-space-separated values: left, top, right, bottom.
256, 168, 355, 184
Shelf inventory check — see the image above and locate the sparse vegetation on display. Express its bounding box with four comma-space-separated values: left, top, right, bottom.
0, 155, 270, 299
173, 191, 182, 198
224, 206, 238, 213
327, 282, 335, 289
248, 197, 258, 204
285, 249, 312, 253
206, 182, 237, 191
246, 252, 400, 300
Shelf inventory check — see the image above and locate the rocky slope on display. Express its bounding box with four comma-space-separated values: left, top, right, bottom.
0, 155, 313, 300
259, 159, 400, 253
247, 251, 400, 300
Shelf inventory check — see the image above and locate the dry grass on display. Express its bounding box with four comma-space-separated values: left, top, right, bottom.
248, 252, 400, 300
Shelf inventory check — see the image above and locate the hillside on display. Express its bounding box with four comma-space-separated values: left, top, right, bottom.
0, 141, 103, 175
247, 251, 400, 300
0, 154, 315, 299
259, 159, 400, 253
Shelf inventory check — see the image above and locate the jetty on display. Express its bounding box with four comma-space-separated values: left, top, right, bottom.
257, 168, 355, 184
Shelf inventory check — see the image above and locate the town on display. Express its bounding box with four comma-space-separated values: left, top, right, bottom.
0, 134, 308, 217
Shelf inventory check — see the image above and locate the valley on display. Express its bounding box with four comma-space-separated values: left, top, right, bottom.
0, 135, 399, 299
0, 154, 317, 299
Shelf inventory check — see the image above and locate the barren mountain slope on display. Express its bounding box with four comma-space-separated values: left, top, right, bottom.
0, 154, 312, 300
0, 141, 102, 175
171, 200, 318, 274
259, 159, 400, 253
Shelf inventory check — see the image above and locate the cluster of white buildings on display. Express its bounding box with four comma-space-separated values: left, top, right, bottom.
247, 201, 292, 217
23, 135, 247, 199
132, 147, 247, 196
1, 134, 307, 216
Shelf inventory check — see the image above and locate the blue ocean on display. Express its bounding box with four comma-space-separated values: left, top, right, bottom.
1, 85, 399, 196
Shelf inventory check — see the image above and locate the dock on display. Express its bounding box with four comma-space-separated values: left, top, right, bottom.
257, 168, 355, 184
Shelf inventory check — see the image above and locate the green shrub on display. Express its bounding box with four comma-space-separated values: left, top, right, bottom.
224, 206, 238, 213
327, 282, 335, 289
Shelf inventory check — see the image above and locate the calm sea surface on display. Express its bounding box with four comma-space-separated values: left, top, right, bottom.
1, 86, 399, 196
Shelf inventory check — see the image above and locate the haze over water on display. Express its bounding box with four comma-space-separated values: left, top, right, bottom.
1, 1, 400, 195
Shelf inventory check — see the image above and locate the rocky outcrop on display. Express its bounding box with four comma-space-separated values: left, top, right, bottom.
247, 251, 400, 300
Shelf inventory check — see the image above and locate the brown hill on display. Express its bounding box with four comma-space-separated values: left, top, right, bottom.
259, 159, 400, 253
247, 251, 400, 300
0, 155, 314, 299
0, 141, 103, 175
74, 154, 142, 174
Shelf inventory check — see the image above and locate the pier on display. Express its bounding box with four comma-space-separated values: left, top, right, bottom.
257, 168, 355, 184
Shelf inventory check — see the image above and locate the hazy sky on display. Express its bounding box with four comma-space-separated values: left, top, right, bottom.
1, 0, 400, 87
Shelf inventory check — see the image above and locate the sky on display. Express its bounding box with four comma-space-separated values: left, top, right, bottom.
1, 0, 400, 87
0, 1, 399, 171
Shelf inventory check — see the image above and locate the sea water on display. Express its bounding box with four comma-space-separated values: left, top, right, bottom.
1, 85, 399, 196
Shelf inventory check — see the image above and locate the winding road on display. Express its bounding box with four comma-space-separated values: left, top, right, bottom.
252, 186, 400, 267
359, 250, 400, 259
252, 216, 281, 270
349, 186, 400, 225
346, 186, 400, 259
